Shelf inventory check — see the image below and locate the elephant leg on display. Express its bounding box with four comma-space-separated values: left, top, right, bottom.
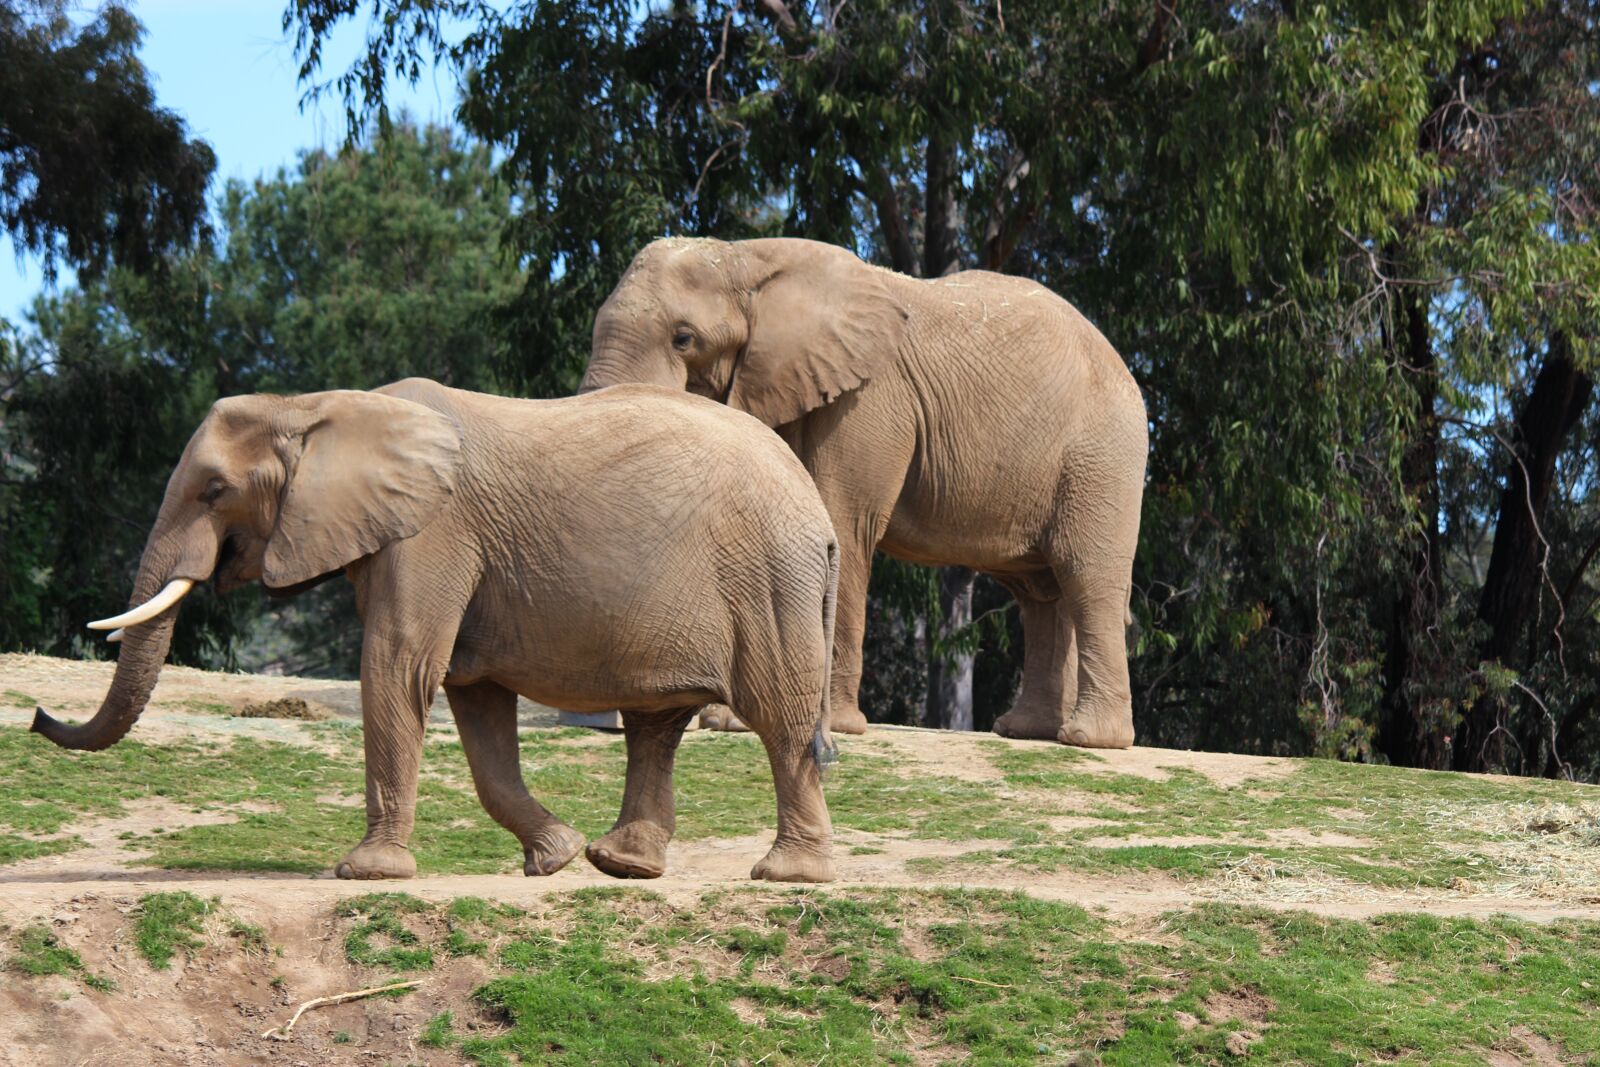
750, 700, 836, 883
993, 588, 1078, 741
336, 651, 433, 880
824, 532, 873, 735
1058, 563, 1135, 749
697, 703, 750, 732
448, 680, 585, 876
587, 707, 698, 879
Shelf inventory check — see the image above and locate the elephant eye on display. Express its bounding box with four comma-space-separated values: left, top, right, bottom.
199, 480, 228, 506
672, 329, 695, 351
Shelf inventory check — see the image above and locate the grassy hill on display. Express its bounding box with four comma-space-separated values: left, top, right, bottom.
1, 653, 1597, 1065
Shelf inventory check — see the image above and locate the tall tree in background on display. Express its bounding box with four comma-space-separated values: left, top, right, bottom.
1, 123, 519, 673
282, 0, 1600, 770
0, 2, 214, 279
1, 0, 214, 656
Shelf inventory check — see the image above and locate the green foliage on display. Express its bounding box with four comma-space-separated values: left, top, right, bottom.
279, 0, 1600, 772
134, 892, 211, 970
0, 120, 518, 676
0, 2, 213, 279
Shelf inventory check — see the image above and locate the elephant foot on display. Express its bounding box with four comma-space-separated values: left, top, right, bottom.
1057, 700, 1134, 750
334, 840, 417, 880
524, 822, 586, 876
993, 703, 1066, 741
586, 821, 671, 879
829, 701, 868, 736
697, 704, 749, 732
751, 840, 835, 883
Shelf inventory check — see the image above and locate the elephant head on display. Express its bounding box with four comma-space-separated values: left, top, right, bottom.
32, 389, 462, 751
583, 237, 910, 427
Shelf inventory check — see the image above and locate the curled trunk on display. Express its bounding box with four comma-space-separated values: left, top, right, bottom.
31, 553, 184, 751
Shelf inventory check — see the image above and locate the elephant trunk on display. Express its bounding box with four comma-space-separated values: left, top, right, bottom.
32, 538, 200, 752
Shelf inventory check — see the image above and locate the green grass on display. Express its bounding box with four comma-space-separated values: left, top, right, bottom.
8, 925, 115, 992
419, 1010, 456, 1048
3, 880, 1598, 1063
348, 888, 1600, 1066
894, 742, 1600, 890
135, 892, 211, 969
336, 893, 436, 971
2, 712, 1595, 895
3, 689, 37, 708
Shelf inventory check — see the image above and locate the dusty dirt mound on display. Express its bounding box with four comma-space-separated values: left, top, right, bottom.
234, 697, 332, 721
0, 894, 477, 1067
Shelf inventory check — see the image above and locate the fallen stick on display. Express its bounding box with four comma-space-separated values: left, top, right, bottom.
261, 979, 423, 1040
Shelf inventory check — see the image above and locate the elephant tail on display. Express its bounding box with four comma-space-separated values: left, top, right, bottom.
811, 539, 841, 776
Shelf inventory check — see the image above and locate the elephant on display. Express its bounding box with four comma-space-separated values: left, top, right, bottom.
31, 378, 841, 884
583, 237, 1147, 749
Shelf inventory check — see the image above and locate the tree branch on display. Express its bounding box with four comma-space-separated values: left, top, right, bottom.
979, 149, 1032, 270
863, 163, 918, 276
1135, 0, 1178, 73
754, 0, 800, 38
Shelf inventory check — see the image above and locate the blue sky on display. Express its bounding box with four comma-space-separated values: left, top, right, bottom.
0, 0, 465, 322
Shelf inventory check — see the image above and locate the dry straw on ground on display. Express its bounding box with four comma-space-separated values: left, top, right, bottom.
1427, 800, 1600, 902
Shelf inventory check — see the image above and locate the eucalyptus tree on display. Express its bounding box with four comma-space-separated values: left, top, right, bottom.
0, 1, 213, 279
2, 123, 519, 674
284, 0, 1600, 772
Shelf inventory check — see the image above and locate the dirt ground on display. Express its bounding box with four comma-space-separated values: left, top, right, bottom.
2, 653, 1597, 1065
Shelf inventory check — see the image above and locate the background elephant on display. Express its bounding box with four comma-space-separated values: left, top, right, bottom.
583, 237, 1147, 749
32, 379, 840, 883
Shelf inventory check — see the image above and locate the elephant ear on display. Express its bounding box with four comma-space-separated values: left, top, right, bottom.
728, 241, 910, 427
263, 390, 463, 588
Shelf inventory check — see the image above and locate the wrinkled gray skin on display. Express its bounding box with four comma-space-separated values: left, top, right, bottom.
33, 380, 840, 883
584, 237, 1147, 748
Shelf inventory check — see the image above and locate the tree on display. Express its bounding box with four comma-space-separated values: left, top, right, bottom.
1, 122, 519, 673
0, 2, 214, 279
127, 0, 1594, 777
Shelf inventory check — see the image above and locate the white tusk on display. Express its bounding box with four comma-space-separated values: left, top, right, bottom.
106, 628, 125, 643
87, 579, 196, 631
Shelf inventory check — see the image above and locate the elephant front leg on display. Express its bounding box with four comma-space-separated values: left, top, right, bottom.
448, 680, 585, 876
825, 535, 873, 735
337, 666, 430, 880
587, 708, 697, 878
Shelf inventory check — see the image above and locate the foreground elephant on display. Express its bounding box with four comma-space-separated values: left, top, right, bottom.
33, 379, 840, 883
583, 238, 1147, 748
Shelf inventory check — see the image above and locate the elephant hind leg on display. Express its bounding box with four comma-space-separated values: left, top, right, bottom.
448, 680, 585, 876
1057, 564, 1135, 750
993, 583, 1077, 741
747, 693, 835, 883
587, 707, 698, 879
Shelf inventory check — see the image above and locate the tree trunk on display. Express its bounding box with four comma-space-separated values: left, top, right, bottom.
923, 128, 961, 280
920, 125, 973, 730
925, 566, 975, 731
1379, 289, 1448, 768
1456, 334, 1593, 771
